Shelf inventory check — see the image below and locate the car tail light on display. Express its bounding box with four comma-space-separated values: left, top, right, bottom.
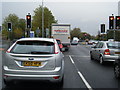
53, 76, 60, 79
104, 49, 110, 55
6, 50, 11, 53
67, 45, 70, 47
54, 43, 59, 54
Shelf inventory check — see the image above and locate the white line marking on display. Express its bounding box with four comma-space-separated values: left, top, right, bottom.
69, 55, 75, 64
69, 55, 93, 90
66, 55, 90, 57
78, 71, 93, 90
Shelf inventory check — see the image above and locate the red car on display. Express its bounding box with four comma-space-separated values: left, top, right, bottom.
56, 39, 63, 49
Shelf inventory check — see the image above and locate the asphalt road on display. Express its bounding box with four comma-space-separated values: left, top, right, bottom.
1, 43, 120, 90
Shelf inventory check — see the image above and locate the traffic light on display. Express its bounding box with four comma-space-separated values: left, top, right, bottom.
109, 16, 114, 29
115, 16, 120, 29
101, 24, 105, 33
8, 22, 12, 31
26, 14, 31, 28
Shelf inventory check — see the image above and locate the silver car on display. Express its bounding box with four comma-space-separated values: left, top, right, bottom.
3, 38, 64, 86
90, 41, 120, 64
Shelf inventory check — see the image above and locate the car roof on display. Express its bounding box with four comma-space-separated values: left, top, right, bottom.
56, 39, 61, 41
17, 38, 55, 43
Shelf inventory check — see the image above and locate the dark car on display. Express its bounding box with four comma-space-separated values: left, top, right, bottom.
114, 59, 120, 79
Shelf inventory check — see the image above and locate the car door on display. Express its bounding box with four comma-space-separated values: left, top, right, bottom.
91, 43, 100, 59
95, 42, 104, 60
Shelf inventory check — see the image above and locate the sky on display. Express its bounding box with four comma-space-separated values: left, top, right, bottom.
0, 0, 120, 35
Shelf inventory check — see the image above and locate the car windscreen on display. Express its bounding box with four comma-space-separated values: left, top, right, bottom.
11, 41, 54, 54
107, 42, 120, 49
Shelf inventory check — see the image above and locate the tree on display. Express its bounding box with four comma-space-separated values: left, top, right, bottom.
32, 6, 57, 37
2, 14, 26, 39
70, 28, 81, 39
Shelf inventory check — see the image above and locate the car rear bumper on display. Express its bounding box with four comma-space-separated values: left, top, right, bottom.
3, 66, 64, 82
103, 55, 120, 61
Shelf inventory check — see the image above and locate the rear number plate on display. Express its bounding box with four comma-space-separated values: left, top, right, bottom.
22, 61, 41, 66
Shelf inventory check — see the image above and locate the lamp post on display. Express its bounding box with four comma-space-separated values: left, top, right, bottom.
42, 0, 44, 38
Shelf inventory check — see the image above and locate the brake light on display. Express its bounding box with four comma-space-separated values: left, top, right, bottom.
54, 43, 59, 54
104, 49, 110, 55
6, 50, 11, 53
53, 76, 60, 79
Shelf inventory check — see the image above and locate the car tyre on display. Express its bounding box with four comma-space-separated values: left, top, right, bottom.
100, 56, 104, 65
57, 76, 64, 87
4, 79, 14, 86
114, 64, 120, 79
90, 53, 94, 60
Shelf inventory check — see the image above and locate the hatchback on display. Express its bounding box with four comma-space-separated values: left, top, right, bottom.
56, 39, 63, 49
3, 38, 64, 86
90, 41, 120, 64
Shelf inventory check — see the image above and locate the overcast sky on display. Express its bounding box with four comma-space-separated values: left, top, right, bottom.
1, 0, 120, 35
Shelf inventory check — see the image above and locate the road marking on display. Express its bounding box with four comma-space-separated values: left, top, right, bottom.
69, 55, 75, 64
66, 55, 90, 57
78, 71, 93, 90
69, 55, 93, 90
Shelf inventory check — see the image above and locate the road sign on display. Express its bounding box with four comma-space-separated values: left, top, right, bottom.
30, 31, 34, 37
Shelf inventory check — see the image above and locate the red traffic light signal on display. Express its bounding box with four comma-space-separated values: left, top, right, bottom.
26, 14, 31, 28
115, 16, 120, 29
27, 16, 31, 19
110, 17, 114, 20
109, 16, 114, 29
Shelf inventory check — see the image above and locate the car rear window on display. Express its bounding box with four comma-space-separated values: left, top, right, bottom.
56, 40, 61, 44
107, 42, 120, 49
11, 41, 54, 54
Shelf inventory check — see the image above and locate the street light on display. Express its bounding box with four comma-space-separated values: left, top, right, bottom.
42, 0, 44, 38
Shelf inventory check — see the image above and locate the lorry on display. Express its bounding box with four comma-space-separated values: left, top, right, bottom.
52, 23, 71, 51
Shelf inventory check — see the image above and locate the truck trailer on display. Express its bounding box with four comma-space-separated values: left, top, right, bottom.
52, 23, 71, 51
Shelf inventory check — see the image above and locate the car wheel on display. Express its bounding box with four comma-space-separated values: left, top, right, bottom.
114, 64, 120, 79
90, 53, 94, 60
4, 79, 14, 86
100, 56, 104, 65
